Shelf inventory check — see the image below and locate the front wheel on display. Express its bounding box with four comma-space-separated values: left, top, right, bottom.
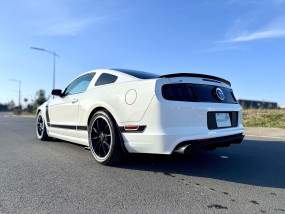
36, 111, 51, 141
89, 110, 125, 165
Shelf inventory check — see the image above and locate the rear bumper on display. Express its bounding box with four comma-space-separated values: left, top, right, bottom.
174, 133, 244, 154
122, 127, 244, 154
120, 95, 244, 154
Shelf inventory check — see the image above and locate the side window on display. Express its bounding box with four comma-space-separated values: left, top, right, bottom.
65, 73, 95, 96
95, 73, 118, 86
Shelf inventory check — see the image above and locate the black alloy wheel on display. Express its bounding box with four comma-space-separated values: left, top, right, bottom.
91, 116, 112, 159
89, 110, 126, 165
36, 111, 50, 141
37, 114, 44, 137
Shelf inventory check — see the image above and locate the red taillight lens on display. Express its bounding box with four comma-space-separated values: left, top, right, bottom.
198, 138, 210, 141
124, 126, 139, 131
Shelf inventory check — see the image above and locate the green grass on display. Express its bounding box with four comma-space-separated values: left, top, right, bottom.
21, 110, 37, 116
243, 109, 285, 129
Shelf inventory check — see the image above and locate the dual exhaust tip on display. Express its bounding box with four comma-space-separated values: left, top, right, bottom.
174, 144, 192, 154
173, 134, 244, 154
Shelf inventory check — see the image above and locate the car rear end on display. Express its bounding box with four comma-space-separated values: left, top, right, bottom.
122, 73, 244, 154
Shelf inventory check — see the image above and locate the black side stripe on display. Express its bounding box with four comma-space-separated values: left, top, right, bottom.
77, 126, 88, 131
45, 102, 50, 127
49, 124, 88, 131
50, 124, 76, 130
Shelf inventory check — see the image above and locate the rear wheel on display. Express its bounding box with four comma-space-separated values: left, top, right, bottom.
89, 110, 125, 165
36, 111, 51, 141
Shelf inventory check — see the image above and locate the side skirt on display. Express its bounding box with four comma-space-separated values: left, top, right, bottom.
48, 131, 89, 146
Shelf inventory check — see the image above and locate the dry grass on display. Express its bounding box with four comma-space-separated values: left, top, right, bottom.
243, 109, 285, 129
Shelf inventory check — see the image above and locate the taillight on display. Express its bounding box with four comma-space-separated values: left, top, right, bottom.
162, 83, 238, 103
162, 84, 199, 101
124, 126, 139, 131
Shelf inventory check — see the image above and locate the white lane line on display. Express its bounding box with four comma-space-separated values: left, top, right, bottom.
220, 156, 229, 159
12, 115, 36, 118
246, 135, 285, 140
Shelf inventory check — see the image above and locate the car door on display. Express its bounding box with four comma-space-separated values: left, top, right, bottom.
48, 73, 95, 137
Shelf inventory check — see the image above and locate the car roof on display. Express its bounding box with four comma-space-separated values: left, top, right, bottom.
111, 69, 160, 79
82, 68, 160, 81
81, 69, 231, 86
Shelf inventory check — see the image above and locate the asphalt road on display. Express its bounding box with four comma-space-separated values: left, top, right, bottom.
0, 112, 285, 214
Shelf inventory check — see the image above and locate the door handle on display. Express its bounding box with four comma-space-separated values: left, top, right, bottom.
72, 98, 78, 103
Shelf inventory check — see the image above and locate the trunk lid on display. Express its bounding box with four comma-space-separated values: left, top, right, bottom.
159, 73, 231, 88
157, 73, 237, 103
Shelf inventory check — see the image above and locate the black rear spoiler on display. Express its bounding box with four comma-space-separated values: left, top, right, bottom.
159, 73, 231, 87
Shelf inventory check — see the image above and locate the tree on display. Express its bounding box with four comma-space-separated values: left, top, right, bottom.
0, 100, 15, 111
8, 100, 15, 110
34, 90, 47, 107
0, 103, 8, 111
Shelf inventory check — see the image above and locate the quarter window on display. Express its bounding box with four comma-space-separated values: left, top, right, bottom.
95, 73, 118, 86
64, 73, 95, 95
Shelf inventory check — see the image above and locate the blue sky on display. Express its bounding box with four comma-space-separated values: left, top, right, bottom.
0, 0, 285, 106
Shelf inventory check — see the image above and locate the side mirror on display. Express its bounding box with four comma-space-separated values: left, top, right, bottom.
51, 89, 62, 96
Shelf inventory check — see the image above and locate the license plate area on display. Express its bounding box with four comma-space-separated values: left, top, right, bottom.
216, 113, 231, 128
207, 112, 238, 130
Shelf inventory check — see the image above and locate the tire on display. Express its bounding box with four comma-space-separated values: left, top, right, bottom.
36, 111, 51, 141
88, 110, 125, 165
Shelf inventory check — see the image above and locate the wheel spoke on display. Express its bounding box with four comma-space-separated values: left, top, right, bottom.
93, 127, 99, 135
101, 118, 104, 131
103, 140, 110, 148
99, 143, 104, 157
94, 141, 101, 154
102, 120, 108, 133
96, 119, 102, 131
101, 143, 108, 156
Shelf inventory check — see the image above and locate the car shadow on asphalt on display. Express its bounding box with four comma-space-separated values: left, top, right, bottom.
116, 139, 285, 189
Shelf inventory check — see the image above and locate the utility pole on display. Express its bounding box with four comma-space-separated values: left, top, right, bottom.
30, 47, 59, 96
9, 79, 21, 108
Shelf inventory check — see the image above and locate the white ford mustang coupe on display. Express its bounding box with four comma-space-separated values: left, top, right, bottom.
36, 69, 244, 165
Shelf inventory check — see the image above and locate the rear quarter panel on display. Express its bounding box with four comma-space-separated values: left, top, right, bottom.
77, 79, 158, 126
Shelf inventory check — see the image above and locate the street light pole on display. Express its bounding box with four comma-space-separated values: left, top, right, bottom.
19, 80, 21, 107
9, 79, 21, 108
30, 47, 59, 94
53, 53, 56, 90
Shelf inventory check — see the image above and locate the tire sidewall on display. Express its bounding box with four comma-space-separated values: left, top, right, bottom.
36, 112, 45, 140
88, 111, 118, 164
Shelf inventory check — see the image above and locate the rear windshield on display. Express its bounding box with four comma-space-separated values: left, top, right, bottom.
113, 69, 159, 79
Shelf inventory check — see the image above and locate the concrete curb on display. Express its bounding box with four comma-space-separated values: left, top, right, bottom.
244, 127, 285, 139
12, 115, 36, 118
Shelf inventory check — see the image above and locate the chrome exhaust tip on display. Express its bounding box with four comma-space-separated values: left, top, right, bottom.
174, 144, 192, 154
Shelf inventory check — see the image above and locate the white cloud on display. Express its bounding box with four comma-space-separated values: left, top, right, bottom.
37, 17, 106, 36
223, 15, 285, 42
226, 30, 285, 42
203, 43, 240, 52
227, 0, 285, 5
16, 0, 109, 36
208, 16, 285, 51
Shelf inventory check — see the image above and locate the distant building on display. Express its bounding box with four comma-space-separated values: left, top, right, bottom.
238, 99, 278, 109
